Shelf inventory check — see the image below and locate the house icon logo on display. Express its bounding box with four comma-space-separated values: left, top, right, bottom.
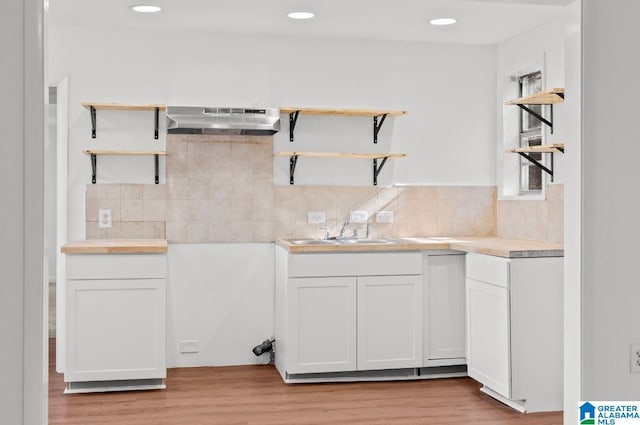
580, 402, 595, 424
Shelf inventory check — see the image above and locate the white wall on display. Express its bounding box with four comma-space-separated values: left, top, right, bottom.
0, 0, 46, 423
581, 0, 640, 401
0, 0, 27, 421
48, 25, 497, 240
496, 17, 568, 198
563, 2, 581, 423
167, 244, 274, 367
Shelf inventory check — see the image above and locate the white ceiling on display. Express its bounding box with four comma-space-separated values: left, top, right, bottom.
47, 0, 572, 45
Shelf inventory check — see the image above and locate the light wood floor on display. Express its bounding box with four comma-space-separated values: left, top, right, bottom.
48, 340, 563, 425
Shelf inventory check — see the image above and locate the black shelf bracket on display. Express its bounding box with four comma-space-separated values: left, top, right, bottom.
154, 154, 160, 184
373, 157, 389, 186
90, 153, 97, 184
373, 114, 388, 144
289, 155, 299, 184
289, 111, 300, 142
88, 106, 161, 139
89, 153, 161, 184
517, 104, 555, 134
154, 107, 160, 140
517, 150, 564, 183
90, 106, 97, 139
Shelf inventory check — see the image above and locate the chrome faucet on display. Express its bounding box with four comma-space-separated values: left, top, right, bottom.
339, 221, 350, 239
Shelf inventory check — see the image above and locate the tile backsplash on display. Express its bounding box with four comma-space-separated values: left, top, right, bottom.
497, 184, 564, 244
86, 135, 498, 243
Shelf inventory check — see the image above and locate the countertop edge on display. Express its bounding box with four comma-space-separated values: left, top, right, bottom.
277, 238, 564, 258
61, 239, 169, 254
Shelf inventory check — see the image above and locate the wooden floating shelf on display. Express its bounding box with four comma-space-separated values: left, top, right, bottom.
274, 151, 406, 160
504, 88, 565, 105
83, 150, 166, 185
506, 143, 564, 182
83, 150, 167, 156
281, 107, 407, 143
280, 107, 407, 117
81, 102, 167, 111
275, 151, 406, 186
82, 102, 166, 139
505, 143, 565, 154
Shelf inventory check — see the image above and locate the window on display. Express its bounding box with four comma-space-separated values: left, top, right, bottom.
519, 71, 543, 194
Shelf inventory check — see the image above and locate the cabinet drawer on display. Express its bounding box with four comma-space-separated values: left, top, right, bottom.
465, 253, 510, 288
67, 254, 167, 280
288, 252, 422, 278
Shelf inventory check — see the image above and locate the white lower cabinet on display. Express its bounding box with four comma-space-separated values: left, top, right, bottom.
423, 252, 466, 365
357, 275, 422, 370
465, 253, 563, 412
466, 277, 510, 397
289, 277, 357, 374
275, 248, 424, 379
64, 253, 167, 393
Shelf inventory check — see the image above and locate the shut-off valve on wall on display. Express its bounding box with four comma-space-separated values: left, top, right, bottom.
252, 338, 275, 364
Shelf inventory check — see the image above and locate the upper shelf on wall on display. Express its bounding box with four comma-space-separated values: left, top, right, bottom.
279, 107, 407, 143
504, 88, 565, 135
279, 107, 407, 117
504, 88, 565, 105
81, 102, 167, 111
81, 102, 167, 139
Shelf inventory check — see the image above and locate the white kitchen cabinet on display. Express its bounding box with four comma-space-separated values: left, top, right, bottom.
64, 253, 167, 393
466, 277, 510, 397
423, 252, 466, 366
288, 277, 357, 374
465, 253, 563, 413
275, 247, 423, 381
357, 275, 422, 370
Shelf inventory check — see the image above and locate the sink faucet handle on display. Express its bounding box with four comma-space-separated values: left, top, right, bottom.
319, 227, 330, 240
339, 221, 350, 238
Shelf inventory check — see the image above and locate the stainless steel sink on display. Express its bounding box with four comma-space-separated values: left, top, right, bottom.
340, 238, 398, 244
291, 238, 399, 245
291, 239, 341, 245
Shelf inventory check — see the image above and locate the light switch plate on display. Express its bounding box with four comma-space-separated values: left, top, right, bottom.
349, 211, 368, 224
307, 211, 326, 224
376, 211, 394, 223
631, 343, 640, 373
98, 209, 112, 229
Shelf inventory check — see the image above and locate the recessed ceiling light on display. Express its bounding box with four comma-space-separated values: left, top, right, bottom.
429, 17, 457, 26
288, 11, 315, 20
130, 4, 162, 13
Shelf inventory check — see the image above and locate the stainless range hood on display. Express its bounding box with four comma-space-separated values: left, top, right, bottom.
166, 106, 280, 135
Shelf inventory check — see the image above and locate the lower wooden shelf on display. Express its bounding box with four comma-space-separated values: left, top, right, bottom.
274, 151, 406, 185
505, 143, 564, 182
82, 150, 167, 184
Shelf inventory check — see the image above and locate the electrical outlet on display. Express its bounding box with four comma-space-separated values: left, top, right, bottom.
98, 209, 112, 229
376, 211, 394, 223
631, 343, 640, 373
349, 211, 368, 224
307, 211, 326, 224
180, 340, 200, 354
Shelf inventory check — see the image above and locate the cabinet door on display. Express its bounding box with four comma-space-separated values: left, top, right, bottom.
424, 254, 466, 362
466, 278, 510, 398
288, 277, 357, 374
357, 275, 423, 370
65, 278, 166, 382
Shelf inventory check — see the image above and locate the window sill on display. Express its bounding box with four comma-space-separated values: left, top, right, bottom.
498, 192, 546, 201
